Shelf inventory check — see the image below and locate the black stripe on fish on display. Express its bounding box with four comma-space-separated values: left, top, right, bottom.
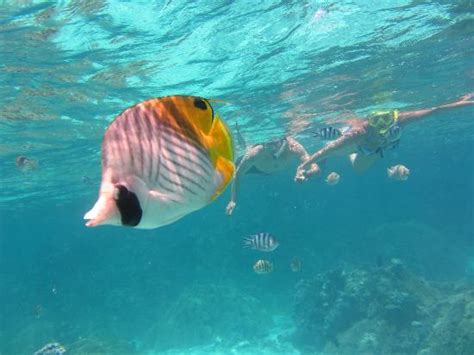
159, 130, 214, 178
140, 110, 158, 182
161, 99, 202, 146
160, 124, 211, 162
313, 127, 342, 140
158, 169, 198, 197
122, 116, 137, 170
131, 109, 145, 174
160, 122, 209, 155
156, 171, 191, 200
165, 157, 207, 192
158, 132, 210, 191
161, 141, 213, 180
134, 108, 153, 181
153, 120, 164, 187
159, 162, 199, 196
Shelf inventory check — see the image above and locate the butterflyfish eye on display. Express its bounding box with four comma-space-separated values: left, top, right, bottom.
193, 98, 208, 110
193, 97, 215, 121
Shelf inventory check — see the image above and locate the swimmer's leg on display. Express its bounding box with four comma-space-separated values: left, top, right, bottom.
349, 153, 380, 173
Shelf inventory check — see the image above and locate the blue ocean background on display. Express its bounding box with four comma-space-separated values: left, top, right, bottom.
0, 1, 473, 354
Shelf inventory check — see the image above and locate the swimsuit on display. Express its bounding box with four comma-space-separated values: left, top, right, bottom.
357, 120, 402, 158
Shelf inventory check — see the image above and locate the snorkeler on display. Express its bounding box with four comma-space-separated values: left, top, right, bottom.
295, 93, 474, 181
226, 136, 318, 215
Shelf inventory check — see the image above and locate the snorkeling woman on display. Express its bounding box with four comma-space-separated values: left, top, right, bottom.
226, 136, 317, 215
295, 93, 474, 181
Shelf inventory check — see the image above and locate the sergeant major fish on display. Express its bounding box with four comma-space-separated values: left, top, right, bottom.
253, 259, 273, 274
243, 232, 279, 252
84, 95, 235, 229
313, 126, 351, 140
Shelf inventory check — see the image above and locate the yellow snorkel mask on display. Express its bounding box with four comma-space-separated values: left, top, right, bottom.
368, 110, 398, 135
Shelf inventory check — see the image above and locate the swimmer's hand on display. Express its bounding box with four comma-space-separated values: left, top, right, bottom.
447, 93, 474, 108
295, 163, 321, 182
459, 93, 474, 103
226, 201, 236, 215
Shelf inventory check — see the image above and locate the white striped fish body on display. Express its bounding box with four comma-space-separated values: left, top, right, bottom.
253, 259, 273, 274
84, 96, 234, 229
243, 232, 279, 252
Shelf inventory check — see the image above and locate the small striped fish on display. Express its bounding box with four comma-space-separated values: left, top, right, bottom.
313, 126, 343, 140
253, 259, 273, 274
243, 232, 279, 252
84, 96, 235, 229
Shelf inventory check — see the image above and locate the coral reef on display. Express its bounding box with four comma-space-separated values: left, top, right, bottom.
292, 259, 474, 354
360, 221, 470, 280
145, 283, 273, 351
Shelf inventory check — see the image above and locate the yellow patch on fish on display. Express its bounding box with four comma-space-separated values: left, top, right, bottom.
84, 95, 235, 229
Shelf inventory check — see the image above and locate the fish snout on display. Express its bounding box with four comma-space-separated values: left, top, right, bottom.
84, 193, 121, 227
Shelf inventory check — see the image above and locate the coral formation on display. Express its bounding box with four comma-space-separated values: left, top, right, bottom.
292, 259, 474, 354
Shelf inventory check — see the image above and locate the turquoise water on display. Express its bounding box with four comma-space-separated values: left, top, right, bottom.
1, 1, 473, 354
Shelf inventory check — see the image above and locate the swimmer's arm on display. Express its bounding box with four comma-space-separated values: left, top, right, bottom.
399, 93, 474, 126
226, 145, 262, 214
295, 129, 365, 181
286, 137, 311, 163
299, 129, 365, 168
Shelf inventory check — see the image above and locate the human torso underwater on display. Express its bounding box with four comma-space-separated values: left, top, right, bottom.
251, 140, 296, 174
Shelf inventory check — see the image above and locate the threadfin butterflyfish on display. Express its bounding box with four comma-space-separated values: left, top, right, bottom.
84, 95, 235, 229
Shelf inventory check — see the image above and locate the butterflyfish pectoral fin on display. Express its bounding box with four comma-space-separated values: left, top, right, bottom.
211, 156, 235, 201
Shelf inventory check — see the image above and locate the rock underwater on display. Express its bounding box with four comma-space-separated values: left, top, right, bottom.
292, 259, 474, 354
